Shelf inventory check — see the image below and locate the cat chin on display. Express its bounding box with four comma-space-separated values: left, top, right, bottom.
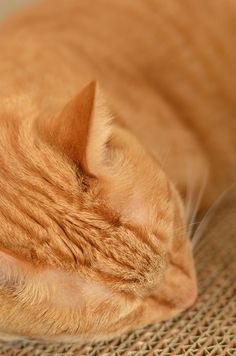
0, 331, 107, 345
0, 332, 27, 342
0, 332, 83, 344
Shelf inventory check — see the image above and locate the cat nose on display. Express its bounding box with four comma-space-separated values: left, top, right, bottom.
177, 282, 198, 309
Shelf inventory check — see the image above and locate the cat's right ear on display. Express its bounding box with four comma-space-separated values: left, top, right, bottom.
37, 81, 113, 176
0, 247, 28, 287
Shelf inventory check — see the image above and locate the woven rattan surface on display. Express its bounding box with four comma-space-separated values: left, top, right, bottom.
0, 189, 235, 355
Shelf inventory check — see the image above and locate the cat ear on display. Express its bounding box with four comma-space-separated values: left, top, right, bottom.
38, 81, 113, 176
0, 247, 27, 285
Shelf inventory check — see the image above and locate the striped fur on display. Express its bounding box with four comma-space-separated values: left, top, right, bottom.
0, 0, 235, 342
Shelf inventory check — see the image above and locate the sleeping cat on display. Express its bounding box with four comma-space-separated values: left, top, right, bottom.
0, 0, 235, 343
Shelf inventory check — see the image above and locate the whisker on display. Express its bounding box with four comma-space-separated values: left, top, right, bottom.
173, 221, 201, 237
187, 170, 208, 237
184, 165, 195, 224
192, 184, 235, 250
188, 221, 201, 234
158, 147, 171, 170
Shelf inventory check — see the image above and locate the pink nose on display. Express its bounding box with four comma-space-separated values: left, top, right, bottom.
177, 284, 198, 309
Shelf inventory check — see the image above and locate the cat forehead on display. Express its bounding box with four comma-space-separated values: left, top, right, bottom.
0, 185, 123, 270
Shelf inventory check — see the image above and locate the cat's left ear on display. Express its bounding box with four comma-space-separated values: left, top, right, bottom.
38, 81, 113, 176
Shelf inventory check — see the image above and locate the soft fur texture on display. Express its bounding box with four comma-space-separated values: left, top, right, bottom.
0, 0, 235, 343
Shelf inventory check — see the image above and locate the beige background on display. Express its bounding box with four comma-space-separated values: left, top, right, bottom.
0, 0, 38, 21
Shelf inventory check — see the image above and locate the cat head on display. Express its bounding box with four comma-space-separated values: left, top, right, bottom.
0, 82, 197, 342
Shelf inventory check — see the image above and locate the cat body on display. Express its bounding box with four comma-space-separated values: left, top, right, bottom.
0, 0, 235, 342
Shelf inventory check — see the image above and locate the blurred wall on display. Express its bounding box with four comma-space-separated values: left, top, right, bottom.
0, 0, 38, 21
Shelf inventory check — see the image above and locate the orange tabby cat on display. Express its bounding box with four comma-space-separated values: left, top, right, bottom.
0, 0, 235, 343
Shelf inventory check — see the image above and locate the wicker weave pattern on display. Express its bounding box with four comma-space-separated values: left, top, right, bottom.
0, 190, 235, 355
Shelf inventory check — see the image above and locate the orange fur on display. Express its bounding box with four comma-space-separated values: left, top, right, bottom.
0, 0, 235, 343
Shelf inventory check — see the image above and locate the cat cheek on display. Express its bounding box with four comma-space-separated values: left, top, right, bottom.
123, 197, 149, 226
108, 187, 151, 227
41, 270, 114, 308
